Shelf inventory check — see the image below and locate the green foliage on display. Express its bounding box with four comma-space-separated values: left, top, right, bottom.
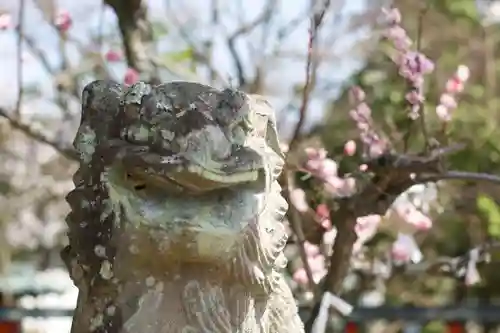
0, 180, 10, 194
468, 83, 485, 99
319, 0, 500, 304
150, 21, 169, 39
477, 194, 500, 238
163, 48, 194, 63
430, 0, 480, 22
446, 0, 478, 19
158, 48, 197, 74
422, 321, 446, 333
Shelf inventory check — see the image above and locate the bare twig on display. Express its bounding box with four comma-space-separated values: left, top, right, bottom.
23, 9, 83, 100
402, 3, 429, 152
23, 35, 56, 76
288, 0, 331, 152
418, 170, 500, 185
164, 0, 228, 85
353, 240, 500, 278
208, 0, 220, 83
404, 240, 499, 276
32, 1, 86, 51
15, 0, 26, 118
415, 4, 430, 151
227, 0, 277, 87
268, 4, 324, 58
97, 0, 107, 51
276, 11, 312, 42
245, 2, 275, 93
0, 108, 76, 160
283, 169, 318, 295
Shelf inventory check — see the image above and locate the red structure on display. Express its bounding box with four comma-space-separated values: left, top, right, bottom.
343, 305, 498, 332
446, 321, 465, 333
0, 321, 20, 333
344, 321, 359, 333
0, 293, 20, 333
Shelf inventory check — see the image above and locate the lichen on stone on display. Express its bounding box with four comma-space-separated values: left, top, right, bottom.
64, 80, 304, 333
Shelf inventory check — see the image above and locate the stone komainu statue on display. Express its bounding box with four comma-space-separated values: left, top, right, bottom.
63, 80, 305, 333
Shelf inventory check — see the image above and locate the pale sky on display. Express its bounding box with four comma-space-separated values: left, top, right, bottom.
0, 0, 369, 135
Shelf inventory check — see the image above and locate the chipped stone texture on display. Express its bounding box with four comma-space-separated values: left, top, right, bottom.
64, 80, 304, 332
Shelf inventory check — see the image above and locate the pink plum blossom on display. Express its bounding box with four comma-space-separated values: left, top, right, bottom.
315, 204, 332, 229
349, 85, 366, 103
124, 68, 140, 85
0, 13, 11, 30
391, 233, 423, 263
292, 252, 327, 285
303, 147, 356, 198
436, 64, 469, 122
315, 204, 330, 221
386, 203, 433, 234
290, 188, 309, 213
397, 205, 432, 231
348, 87, 388, 158
304, 148, 337, 179
344, 140, 357, 156
456, 64, 470, 82
304, 241, 321, 257
105, 50, 122, 62
353, 214, 382, 252
382, 7, 402, 24
292, 268, 309, 285
326, 177, 357, 198
55, 10, 72, 32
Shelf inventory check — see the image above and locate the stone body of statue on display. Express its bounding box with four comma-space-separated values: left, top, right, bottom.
63, 80, 305, 333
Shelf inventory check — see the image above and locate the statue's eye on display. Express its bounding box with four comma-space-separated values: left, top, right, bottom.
126, 173, 147, 191
215, 89, 247, 126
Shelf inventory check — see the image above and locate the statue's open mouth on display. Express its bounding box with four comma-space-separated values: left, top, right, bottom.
106, 139, 265, 194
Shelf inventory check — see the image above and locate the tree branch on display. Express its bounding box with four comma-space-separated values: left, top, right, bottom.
352, 240, 500, 279
227, 0, 277, 88
164, 0, 228, 85
104, 0, 155, 78
283, 169, 318, 296
288, 0, 331, 152
0, 107, 76, 160
15, 0, 26, 118
418, 170, 500, 185
304, 144, 471, 332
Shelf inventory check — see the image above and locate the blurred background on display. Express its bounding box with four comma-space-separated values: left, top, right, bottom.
0, 0, 500, 332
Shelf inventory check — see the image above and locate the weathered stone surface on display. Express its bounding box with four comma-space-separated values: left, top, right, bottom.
63, 80, 304, 333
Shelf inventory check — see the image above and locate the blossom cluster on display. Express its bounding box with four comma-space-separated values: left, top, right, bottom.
302, 148, 357, 198
290, 141, 435, 285
436, 65, 470, 121
382, 7, 470, 122
289, 7, 474, 286
382, 7, 435, 119
348, 86, 387, 159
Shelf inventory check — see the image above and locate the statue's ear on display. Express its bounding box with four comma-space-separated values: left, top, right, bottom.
247, 95, 285, 179
247, 95, 285, 159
